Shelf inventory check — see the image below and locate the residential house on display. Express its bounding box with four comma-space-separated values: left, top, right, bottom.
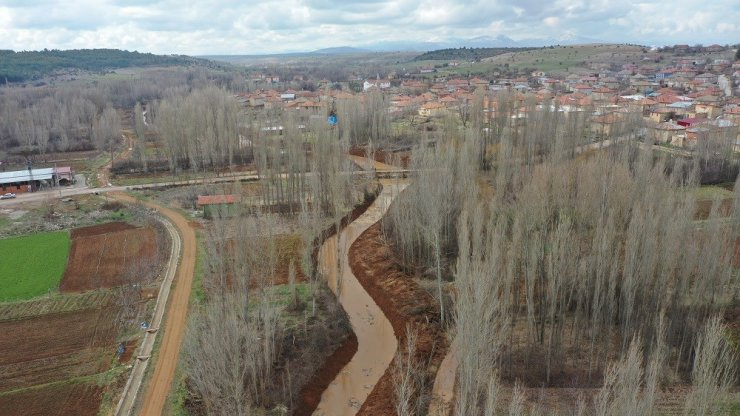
632, 80, 658, 93
601, 77, 621, 90
470, 78, 489, 90
649, 122, 686, 146
695, 95, 722, 118
649, 106, 678, 123
439, 96, 458, 108
419, 102, 446, 117
592, 87, 615, 101
591, 113, 621, 137
723, 106, 740, 122
572, 84, 593, 94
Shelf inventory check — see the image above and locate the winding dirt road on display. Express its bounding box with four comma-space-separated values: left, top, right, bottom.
314, 181, 406, 416
112, 193, 197, 416
429, 337, 458, 415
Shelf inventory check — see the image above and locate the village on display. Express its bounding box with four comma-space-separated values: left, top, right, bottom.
236, 44, 740, 152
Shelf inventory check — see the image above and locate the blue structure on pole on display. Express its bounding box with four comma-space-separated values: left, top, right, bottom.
328, 111, 338, 126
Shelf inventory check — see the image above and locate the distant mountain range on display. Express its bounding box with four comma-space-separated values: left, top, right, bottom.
201, 35, 610, 62
347, 34, 605, 53
311, 46, 371, 55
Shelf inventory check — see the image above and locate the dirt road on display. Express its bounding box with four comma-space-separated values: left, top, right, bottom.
111, 193, 197, 416
113, 209, 180, 416
429, 337, 458, 416
313, 181, 406, 416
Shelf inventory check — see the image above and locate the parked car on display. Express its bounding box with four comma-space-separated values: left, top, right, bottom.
0, 193, 16, 199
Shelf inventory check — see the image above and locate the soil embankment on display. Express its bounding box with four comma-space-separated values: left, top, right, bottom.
349, 220, 449, 416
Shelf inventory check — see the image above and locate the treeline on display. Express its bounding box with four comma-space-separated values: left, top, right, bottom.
413, 47, 536, 62
0, 49, 213, 83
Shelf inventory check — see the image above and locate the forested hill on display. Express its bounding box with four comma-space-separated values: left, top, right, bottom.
413, 46, 537, 61
0, 49, 214, 82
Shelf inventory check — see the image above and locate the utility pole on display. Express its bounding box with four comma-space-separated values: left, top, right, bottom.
26, 157, 33, 193
55, 163, 61, 198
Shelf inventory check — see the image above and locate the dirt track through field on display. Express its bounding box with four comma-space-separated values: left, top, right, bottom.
313, 181, 406, 416
110, 192, 196, 416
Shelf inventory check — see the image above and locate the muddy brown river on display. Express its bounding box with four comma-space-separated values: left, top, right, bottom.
313, 181, 407, 416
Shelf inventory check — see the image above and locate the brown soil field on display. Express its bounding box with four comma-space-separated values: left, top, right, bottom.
0, 381, 104, 416
694, 198, 733, 220
61, 222, 158, 292
349, 222, 448, 416
70, 221, 137, 238
0, 307, 119, 392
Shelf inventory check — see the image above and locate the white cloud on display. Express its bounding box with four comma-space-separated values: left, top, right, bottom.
0, 0, 737, 54
543, 17, 559, 27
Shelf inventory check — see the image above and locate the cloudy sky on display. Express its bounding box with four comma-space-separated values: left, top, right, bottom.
0, 0, 737, 55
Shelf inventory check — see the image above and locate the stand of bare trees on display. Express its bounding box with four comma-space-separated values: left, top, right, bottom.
156, 86, 243, 174
0, 68, 235, 156
336, 89, 391, 146
380, 92, 738, 414
181, 112, 376, 413
92, 106, 121, 160
0, 87, 100, 152
183, 212, 282, 415
383, 139, 477, 323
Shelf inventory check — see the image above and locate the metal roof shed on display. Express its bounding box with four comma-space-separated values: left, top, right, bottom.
0, 168, 55, 186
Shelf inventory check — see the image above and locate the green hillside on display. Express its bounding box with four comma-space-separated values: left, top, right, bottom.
413, 47, 537, 62
0, 49, 211, 82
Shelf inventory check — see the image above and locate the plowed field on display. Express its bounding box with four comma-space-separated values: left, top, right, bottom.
0, 307, 119, 392
61, 222, 158, 292
0, 305, 120, 415
0, 381, 104, 416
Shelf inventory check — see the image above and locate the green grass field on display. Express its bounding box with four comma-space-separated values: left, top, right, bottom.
0, 231, 71, 302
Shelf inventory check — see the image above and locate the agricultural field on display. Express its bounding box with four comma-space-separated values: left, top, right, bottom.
0, 215, 169, 416
0, 381, 105, 416
0, 306, 119, 392
0, 303, 123, 416
0, 231, 70, 301
61, 222, 160, 292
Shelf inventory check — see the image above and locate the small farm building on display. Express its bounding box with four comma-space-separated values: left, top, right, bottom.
197, 195, 238, 219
